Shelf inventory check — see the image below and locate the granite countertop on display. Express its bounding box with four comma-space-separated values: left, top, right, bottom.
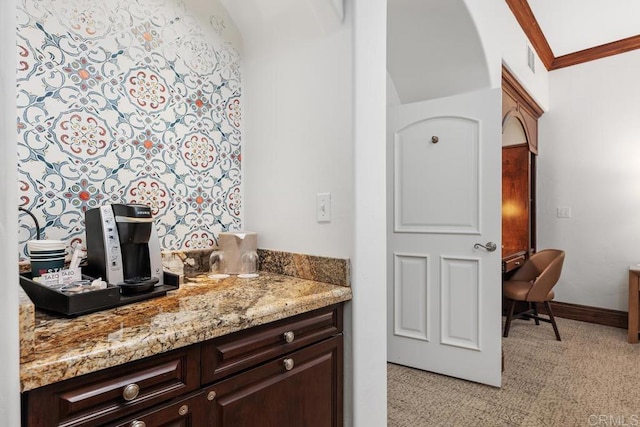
19, 271, 352, 392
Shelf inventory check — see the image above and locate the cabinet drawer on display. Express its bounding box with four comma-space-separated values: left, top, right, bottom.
24, 345, 200, 427
503, 254, 526, 273
107, 390, 207, 427
201, 304, 343, 384
207, 335, 343, 427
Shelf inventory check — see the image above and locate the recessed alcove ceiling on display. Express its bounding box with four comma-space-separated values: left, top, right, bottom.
387, 0, 640, 104
387, 0, 490, 104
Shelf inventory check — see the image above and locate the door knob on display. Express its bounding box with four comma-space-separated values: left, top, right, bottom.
474, 242, 497, 252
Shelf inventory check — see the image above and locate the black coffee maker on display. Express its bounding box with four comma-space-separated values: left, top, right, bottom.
85, 204, 163, 293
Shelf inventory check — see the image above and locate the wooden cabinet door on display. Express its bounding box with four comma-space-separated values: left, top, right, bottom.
502, 144, 530, 259
207, 336, 343, 427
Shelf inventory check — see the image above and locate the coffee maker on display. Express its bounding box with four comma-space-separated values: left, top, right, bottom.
85, 204, 163, 292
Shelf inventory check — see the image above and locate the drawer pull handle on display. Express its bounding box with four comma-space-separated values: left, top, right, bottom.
515, 261, 521, 265
122, 383, 140, 401
130, 421, 146, 427
179, 404, 189, 416
283, 331, 295, 343
283, 358, 295, 371
207, 391, 217, 401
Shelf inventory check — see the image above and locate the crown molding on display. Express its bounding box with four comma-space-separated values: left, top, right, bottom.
505, 0, 640, 71
551, 34, 640, 70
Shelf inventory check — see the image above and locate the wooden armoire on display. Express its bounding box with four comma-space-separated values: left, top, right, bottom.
501, 67, 543, 274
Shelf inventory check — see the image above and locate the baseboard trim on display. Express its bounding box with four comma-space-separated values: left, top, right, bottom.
539, 301, 628, 329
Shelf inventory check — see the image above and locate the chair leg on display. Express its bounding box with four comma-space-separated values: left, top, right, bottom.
503, 299, 516, 338
544, 301, 561, 341
531, 302, 540, 325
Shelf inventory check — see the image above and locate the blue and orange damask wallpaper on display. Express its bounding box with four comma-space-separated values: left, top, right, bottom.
16, 0, 242, 258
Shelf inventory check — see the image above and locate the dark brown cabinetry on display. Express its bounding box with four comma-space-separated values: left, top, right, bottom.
207, 336, 342, 427
106, 391, 208, 427
22, 346, 201, 426
502, 144, 531, 269
502, 67, 543, 274
22, 304, 344, 427
201, 303, 342, 384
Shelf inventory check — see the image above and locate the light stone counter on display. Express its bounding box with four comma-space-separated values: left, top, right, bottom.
19, 271, 352, 392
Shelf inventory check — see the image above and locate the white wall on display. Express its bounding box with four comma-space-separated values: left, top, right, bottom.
538, 49, 640, 311
352, 1, 387, 425
0, 0, 20, 423
224, 0, 354, 259
223, 1, 388, 426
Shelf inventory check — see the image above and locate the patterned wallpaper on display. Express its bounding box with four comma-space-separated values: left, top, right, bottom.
16, 0, 242, 258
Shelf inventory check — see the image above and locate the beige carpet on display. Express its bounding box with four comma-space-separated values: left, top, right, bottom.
388, 317, 640, 426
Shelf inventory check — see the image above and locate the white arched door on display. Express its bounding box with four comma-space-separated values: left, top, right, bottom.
387, 88, 502, 387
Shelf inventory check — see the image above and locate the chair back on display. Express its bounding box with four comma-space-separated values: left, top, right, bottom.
512, 249, 565, 302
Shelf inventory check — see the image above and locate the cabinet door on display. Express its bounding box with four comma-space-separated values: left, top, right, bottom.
502, 144, 530, 260
207, 335, 343, 427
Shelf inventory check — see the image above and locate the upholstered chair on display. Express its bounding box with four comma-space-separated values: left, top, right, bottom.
503, 249, 566, 341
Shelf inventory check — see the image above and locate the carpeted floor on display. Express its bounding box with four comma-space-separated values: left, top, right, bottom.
388, 317, 640, 426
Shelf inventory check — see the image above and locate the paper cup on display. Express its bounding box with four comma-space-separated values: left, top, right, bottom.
28, 240, 66, 277
31, 255, 65, 278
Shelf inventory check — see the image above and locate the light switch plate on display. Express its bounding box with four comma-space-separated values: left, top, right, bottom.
316, 193, 331, 222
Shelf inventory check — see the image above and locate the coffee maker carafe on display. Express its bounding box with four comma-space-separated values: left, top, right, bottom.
85, 204, 163, 292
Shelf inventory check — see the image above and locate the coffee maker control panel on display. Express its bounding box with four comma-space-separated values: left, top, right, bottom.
99, 205, 124, 280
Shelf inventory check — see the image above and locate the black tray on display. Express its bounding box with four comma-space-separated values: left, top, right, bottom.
19, 270, 180, 317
